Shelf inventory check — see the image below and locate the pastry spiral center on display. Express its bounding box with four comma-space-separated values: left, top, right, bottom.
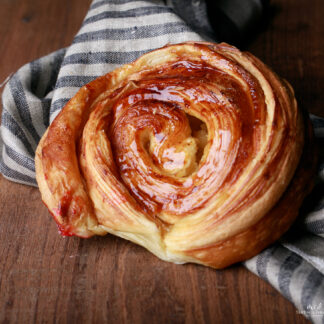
103, 66, 257, 222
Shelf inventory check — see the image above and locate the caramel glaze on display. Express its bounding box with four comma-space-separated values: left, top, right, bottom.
35, 42, 315, 268
106, 60, 285, 225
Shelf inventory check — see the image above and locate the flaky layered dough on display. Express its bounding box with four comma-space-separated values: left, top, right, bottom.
35, 42, 315, 268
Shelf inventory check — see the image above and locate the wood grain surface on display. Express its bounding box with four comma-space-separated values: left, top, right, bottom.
0, 0, 323, 323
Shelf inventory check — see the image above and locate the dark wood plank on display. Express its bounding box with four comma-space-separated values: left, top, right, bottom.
0, 176, 310, 324
1, 0, 321, 323
248, 0, 324, 118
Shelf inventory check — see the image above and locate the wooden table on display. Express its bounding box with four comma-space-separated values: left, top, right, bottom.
0, 0, 322, 323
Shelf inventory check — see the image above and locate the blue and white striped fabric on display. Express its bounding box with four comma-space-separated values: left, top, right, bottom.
0, 0, 323, 322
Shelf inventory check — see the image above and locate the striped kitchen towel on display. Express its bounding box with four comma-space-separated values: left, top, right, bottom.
0, 0, 323, 322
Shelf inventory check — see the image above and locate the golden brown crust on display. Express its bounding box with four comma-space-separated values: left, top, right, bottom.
35, 42, 315, 268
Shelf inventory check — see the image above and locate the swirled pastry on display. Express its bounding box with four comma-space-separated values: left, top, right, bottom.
35, 42, 315, 268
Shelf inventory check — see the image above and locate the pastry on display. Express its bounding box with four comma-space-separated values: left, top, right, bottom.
35, 42, 315, 268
